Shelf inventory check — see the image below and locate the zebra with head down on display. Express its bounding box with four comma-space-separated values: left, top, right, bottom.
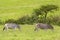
34, 23, 54, 31
3, 23, 20, 31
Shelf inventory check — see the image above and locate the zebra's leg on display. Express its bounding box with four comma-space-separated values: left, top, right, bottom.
34, 27, 38, 31
13, 27, 17, 30
5, 27, 8, 31
17, 25, 21, 31
3, 26, 8, 31
3, 27, 5, 31
34, 24, 39, 31
17, 27, 21, 31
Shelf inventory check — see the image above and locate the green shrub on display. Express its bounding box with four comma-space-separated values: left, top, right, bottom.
5, 19, 17, 24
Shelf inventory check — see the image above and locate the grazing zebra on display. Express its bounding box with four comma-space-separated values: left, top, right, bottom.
3, 23, 20, 31
34, 23, 54, 31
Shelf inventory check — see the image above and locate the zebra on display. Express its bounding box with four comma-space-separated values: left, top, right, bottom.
3, 23, 20, 31
34, 23, 54, 31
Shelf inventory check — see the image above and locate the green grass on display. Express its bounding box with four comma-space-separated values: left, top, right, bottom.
0, 0, 60, 21
0, 0, 60, 40
0, 25, 60, 40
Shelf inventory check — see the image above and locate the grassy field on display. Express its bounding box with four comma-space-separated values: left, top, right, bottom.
0, 0, 60, 21
0, 0, 60, 40
0, 25, 60, 40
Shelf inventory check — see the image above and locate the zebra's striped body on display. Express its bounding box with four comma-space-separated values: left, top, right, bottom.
3, 23, 20, 31
34, 23, 54, 31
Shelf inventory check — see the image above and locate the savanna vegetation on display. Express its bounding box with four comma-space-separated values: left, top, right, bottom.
0, 0, 60, 40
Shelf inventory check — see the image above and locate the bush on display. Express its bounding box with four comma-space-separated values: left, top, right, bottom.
16, 15, 38, 24
32, 5, 58, 24
5, 19, 17, 24
16, 15, 33, 24
4, 5, 59, 25
42, 14, 60, 25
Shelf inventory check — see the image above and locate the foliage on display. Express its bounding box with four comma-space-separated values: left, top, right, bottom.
16, 15, 38, 24
5, 19, 17, 24
4, 5, 59, 25
33, 5, 58, 23
33, 5, 58, 16
48, 15, 60, 25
